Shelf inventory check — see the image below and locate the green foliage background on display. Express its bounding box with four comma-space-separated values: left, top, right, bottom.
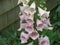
0, 0, 60, 45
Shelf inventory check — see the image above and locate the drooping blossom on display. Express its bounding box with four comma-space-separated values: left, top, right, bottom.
20, 2, 36, 16
24, 8, 36, 16
30, 2, 36, 9
27, 2, 36, 15
38, 7, 50, 20
38, 7, 52, 30
42, 18, 52, 27
20, 6, 36, 16
20, 14, 28, 23
27, 42, 33, 45
28, 8, 36, 15
38, 7, 50, 17
36, 19, 44, 31
23, 2, 36, 16
25, 24, 34, 33
38, 36, 50, 45
20, 32, 29, 43
20, 5, 29, 14
29, 30, 39, 40
26, 15, 34, 25
36, 19, 52, 31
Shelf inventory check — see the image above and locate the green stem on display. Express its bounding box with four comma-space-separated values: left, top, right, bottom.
33, 0, 40, 45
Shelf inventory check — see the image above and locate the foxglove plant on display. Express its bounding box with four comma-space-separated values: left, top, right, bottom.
18, 0, 53, 45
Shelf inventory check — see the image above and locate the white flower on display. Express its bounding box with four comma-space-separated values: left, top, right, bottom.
30, 2, 36, 9
20, 32, 29, 43
38, 36, 50, 45
38, 7, 46, 16
38, 7, 50, 20
20, 15, 28, 22
24, 8, 36, 15
20, 5, 29, 14
42, 18, 52, 26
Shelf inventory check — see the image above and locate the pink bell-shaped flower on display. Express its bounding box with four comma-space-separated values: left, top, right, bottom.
29, 30, 39, 40
20, 32, 29, 43
38, 36, 50, 45
36, 20, 44, 31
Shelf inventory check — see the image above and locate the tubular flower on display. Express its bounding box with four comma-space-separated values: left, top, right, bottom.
36, 19, 44, 31
38, 7, 50, 20
38, 36, 50, 45
29, 30, 39, 40
25, 25, 34, 33
20, 32, 29, 43
18, 1, 52, 44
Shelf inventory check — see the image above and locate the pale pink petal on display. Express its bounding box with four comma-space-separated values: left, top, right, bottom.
37, 20, 42, 25
43, 24, 49, 29
42, 19, 52, 26
27, 42, 33, 45
22, 4, 36, 16
25, 25, 34, 33
30, 30, 39, 40
27, 20, 34, 26
45, 11, 50, 18
38, 7, 50, 19
40, 17, 47, 21
20, 5, 29, 13
38, 7, 46, 16
29, 8, 36, 15
20, 15, 25, 19
20, 23, 27, 30
20, 32, 29, 43
20, 15, 28, 22
30, 2, 36, 9
46, 19, 52, 26
36, 20, 44, 31
38, 36, 50, 45
24, 8, 30, 15
41, 11, 50, 19
26, 15, 34, 22
26, 16, 34, 25
24, 8, 36, 16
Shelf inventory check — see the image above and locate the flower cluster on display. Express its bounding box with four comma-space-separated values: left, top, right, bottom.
18, 1, 53, 45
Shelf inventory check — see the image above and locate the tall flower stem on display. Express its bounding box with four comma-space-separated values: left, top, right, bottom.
34, 0, 40, 29
33, 0, 40, 45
